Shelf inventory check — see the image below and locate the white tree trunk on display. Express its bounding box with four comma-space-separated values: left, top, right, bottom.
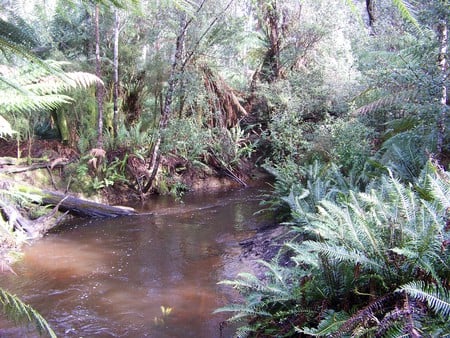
437, 20, 448, 158
113, 9, 120, 138
95, 4, 104, 149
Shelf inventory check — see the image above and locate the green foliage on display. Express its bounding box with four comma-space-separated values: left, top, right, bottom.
160, 118, 210, 163
71, 153, 128, 193
398, 281, 450, 320
208, 125, 256, 168
328, 119, 374, 174
218, 162, 450, 336
0, 288, 56, 337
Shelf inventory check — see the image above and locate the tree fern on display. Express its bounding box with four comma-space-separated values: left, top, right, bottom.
0, 288, 56, 337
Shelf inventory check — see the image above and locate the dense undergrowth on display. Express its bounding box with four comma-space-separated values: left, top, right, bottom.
216, 160, 450, 337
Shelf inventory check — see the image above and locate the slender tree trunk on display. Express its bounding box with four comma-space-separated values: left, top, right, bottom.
263, 0, 281, 83
437, 20, 447, 159
113, 9, 120, 138
143, 14, 188, 193
95, 4, 104, 149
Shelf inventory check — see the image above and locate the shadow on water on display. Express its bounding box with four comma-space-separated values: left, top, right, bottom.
0, 184, 274, 337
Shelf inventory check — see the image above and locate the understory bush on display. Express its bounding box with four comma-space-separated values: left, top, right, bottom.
217, 162, 450, 337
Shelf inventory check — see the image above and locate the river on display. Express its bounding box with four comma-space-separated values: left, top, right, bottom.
0, 185, 273, 337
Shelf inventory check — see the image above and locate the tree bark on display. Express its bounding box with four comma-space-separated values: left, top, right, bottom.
437, 20, 448, 160
95, 4, 104, 149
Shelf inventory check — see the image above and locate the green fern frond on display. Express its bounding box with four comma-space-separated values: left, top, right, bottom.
302, 240, 382, 269
0, 115, 16, 137
398, 281, 450, 319
299, 310, 349, 336
351, 90, 416, 116
0, 288, 56, 338
213, 304, 272, 322
286, 242, 321, 270
24, 72, 102, 95
391, 0, 420, 29
256, 260, 288, 289
0, 18, 38, 50
218, 272, 266, 292
428, 171, 450, 210
383, 116, 420, 141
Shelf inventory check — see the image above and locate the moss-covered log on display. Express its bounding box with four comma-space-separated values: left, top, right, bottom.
28, 188, 138, 218
1, 179, 138, 218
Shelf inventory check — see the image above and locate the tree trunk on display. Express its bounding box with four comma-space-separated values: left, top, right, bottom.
261, 0, 281, 83
56, 110, 70, 144
113, 9, 120, 138
437, 20, 448, 160
143, 14, 189, 193
95, 4, 104, 149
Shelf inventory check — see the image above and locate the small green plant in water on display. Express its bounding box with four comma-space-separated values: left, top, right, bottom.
153, 306, 173, 326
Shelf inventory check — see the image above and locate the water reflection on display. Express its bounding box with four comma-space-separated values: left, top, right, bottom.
0, 186, 272, 337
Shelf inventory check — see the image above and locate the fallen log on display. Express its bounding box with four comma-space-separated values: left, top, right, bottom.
30, 188, 138, 218
1, 179, 138, 218
0, 157, 71, 174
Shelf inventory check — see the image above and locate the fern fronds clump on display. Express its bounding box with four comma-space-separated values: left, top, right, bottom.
218, 161, 450, 336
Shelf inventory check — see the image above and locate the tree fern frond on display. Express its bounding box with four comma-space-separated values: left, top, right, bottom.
0, 73, 30, 95
0, 18, 38, 49
398, 281, 450, 319
351, 90, 416, 116
23, 72, 102, 95
0, 288, 56, 338
0, 93, 74, 113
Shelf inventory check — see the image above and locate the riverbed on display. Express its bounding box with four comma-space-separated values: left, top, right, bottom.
0, 185, 274, 337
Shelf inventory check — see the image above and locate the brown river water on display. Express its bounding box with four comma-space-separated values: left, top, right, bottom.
0, 184, 274, 338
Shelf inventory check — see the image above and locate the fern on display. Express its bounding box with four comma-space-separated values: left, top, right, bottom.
0, 288, 56, 337
300, 240, 383, 269
391, 0, 420, 29
428, 170, 450, 210
398, 282, 450, 319
298, 310, 349, 336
